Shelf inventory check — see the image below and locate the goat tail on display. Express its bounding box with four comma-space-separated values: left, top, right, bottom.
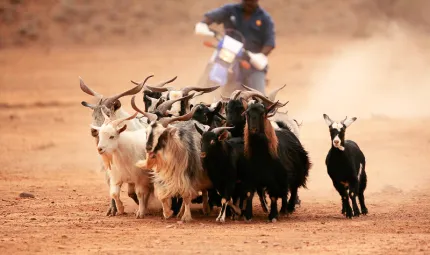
300, 147, 312, 189
274, 120, 292, 132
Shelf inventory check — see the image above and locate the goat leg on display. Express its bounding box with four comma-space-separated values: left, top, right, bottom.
201, 190, 211, 216
349, 186, 361, 217
268, 196, 279, 222
110, 183, 124, 215
127, 183, 139, 205
257, 187, 269, 213
106, 198, 118, 216
180, 196, 193, 223
243, 191, 254, 222
161, 198, 174, 219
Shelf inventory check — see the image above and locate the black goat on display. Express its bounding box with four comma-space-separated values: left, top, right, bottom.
323, 114, 368, 218
194, 125, 244, 222
191, 102, 226, 129
242, 101, 311, 222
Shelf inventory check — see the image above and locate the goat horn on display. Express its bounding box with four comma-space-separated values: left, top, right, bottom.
220, 95, 230, 101
132, 76, 177, 90
232, 90, 242, 100
180, 85, 220, 96
144, 85, 175, 92
150, 76, 178, 88
158, 104, 199, 128
155, 93, 195, 117
211, 126, 234, 135
79, 76, 103, 99
267, 84, 287, 101
131, 95, 158, 122
101, 106, 111, 123
242, 91, 287, 108
106, 75, 153, 106
241, 84, 260, 93
265, 100, 288, 116
111, 111, 139, 127
267, 107, 279, 118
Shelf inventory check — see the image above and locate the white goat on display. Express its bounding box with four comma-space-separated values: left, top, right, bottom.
91, 110, 153, 219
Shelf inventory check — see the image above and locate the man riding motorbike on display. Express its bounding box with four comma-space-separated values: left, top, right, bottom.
195, 0, 276, 96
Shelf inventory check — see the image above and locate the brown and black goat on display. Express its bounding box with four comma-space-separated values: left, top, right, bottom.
241, 100, 311, 222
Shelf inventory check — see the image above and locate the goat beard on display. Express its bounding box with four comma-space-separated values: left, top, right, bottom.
244, 118, 279, 159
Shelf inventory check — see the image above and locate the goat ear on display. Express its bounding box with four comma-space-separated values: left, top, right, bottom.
218, 130, 229, 141
323, 114, 333, 127
343, 117, 357, 128
113, 100, 121, 111
117, 124, 127, 134
81, 101, 96, 109
90, 127, 99, 137
194, 123, 204, 135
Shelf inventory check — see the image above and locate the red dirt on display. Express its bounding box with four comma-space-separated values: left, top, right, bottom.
1, 1, 430, 254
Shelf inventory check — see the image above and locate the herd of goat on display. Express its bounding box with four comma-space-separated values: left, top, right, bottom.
79, 74, 369, 223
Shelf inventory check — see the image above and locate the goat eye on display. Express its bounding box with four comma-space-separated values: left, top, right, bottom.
109, 136, 114, 139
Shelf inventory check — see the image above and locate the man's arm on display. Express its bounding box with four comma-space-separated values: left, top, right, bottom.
262, 16, 276, 56
202, 4, 231, 25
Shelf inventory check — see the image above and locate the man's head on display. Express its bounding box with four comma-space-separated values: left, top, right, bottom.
241, 0, 259, 13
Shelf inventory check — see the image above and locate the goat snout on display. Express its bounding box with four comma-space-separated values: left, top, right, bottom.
146, 145, 153, 151
98, 147, 105, 154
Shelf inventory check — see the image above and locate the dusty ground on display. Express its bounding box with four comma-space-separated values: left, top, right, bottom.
1, 1, 430, 254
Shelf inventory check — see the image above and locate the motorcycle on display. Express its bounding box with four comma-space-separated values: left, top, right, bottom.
194, 19, 269, 98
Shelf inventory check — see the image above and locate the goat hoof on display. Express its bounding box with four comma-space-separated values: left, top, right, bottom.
180, 216, 192, 223
361, 208, 368, 215
271, 218, 277, 223
135, 211, 145, 219
163, 210, 174, 219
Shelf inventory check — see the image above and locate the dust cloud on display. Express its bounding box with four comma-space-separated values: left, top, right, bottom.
299, 22, 430, 121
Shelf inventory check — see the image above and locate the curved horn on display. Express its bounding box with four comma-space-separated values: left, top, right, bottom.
267, 107, 279, 118
101, 106, 111, 123
131, 95, 158, 122
111, 111, 139, 127
232, 90, 242, 100
211, 126, 234, 135
241, 84, 260, 93
144, 85, 175, 93
79, 77, 103, 99
266, 100, 279, 115
133, 76, 178, 89
241, 91, 287, 108
149, 76, 178, 88
267, 84, 287, 102
220, 95, 230, 101
158, 104, 199, 127
106, 75, 153, 105
155, 93, 195, 116
181, 85, 220, 96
